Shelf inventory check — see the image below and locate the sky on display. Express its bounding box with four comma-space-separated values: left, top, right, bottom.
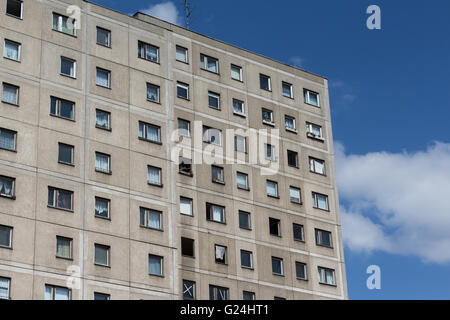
89, 0, 450, 299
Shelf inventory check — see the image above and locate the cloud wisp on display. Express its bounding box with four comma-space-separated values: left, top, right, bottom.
336, 141, 450, 264
140, 2, 182, 26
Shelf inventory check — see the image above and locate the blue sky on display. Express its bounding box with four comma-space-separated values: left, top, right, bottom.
90, 0, 450, 299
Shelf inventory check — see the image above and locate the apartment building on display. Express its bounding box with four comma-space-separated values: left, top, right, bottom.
0, 0, 347, 300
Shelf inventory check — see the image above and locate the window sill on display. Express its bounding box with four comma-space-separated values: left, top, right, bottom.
237, 186, 250, 192
313, 207, 330, 213
180, 213, 194, 217
138, 56, 160, 64
288, 165, 299, 169
58, 161, 75, 167
262, 120, 275, 127
138, 137, 162, 145
95, 215, 111, 221
176, 59, 189, 65
0, 147, 16, 153
148, 273, 165, 278
231, 78, 244, 83
140, 225, 164, 232
146, 99, 161, 105
1, 100, 19, 107
94, 263, 111, 268
3, 57, 21, 63
52, 28, 77, 38
239, 227, 252, 231
177, 96, 190, 101
97, 43, 112, 49
148, 182, 164, 188
207, 219, 226, 225
233, 112, 246, 118
47, 205, 73, 213
267, 194, 280, 199
272, 273, 285, 277
96, 125, 112, 132
0, 245, 13, 250
200, 68, 220, 76
209, 106, 221, 111
310, 170, 327, 177
96, 84, 111, 90
95, 169, 112, 175
179, 171, 193, 177
307, 134, 325, 142
215, 262, 228, 266
56, 255, 73, 261
316, 244, 334, 249
319, 282, 337, 287
181, 254, 195, 259
296, 277, 308, 281
305, 102, 320, 108
290, 201, 303, 205
241, 266, 254, 271
286, 128, 298, 134
60, 73, 76, 80
261, 88, 272, 93
283, 95, 294, 100
49, 113, 76, 122
0, 194, 16, 200
6, 13, 23, 20
294, 239, 305, 243
270, 234, 282, 238
212, 179, 225, 185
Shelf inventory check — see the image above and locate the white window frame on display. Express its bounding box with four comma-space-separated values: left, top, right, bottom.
177, 82, 189, 100
0, 176, 15, 199
271, 257, 284, 276
240, 250, 253, 269
45, 284, 71, 300
6, 0, 23, 19
260, 74, 271, 91
304, 89, 320, 107
148, 254, 163, 276
139, 121, 161, 143
202, 126, 222, 146
180, 196, 193, 216
95, 109, 111, 130
309, 157, 326, 175
96, 27, 111, 48
95, 152, 111, 174
50, 96, 75, 120
318, 267, 336, 286
56, 236, 73, 259
306, 122, 324, 139
208, 91, 220, 110
60, 56, 76, 78
293, 223, 304, 242
232, 98, 245, 116
264, 143, 277, 162
48, 187, 73, 211
230, 64, 243, 81
178, 118, 191, 137
296, 262, 307, 280
206, 203, 225, 224
138, 41, 159, 63
312, 192, 329, 211
140, 207, 162, 230
0, 276, 10, 300
234, 135, 246, 153
94, 243, 110, 267
266, 180, 279, 198
315, 229, 333, 248
285, 115, 297, 132
146, 83, 160, 103
94, 197, 110, 219
290, 186, 302, 204
96, 67, 111, 88
58, 143, 74, 165
0, 225, 13, 249
176, 45, 188, 63
52, 12, 76, 36
200, 54, 219, 74
236, 172, 249, 190
3, 39, 21, 61
262, 108, 274, 125
282, 81, 293, 98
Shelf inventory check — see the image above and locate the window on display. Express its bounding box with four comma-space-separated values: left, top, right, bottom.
48, 187, 73, 211
94, 292, 110, 300
148, 254, 163, 276
206, 203, 225, 224
287, 150, 299, 168
146, 83, 160, 103
271, 257, 284, 276
231, 64, 243, 81
284, 115, 296, 132
3, 40, 20, 61
176, 45, 188, 63
296, 262, 307, 280
200, 54, 219, 73
262, 108, 274, 125
234, 135, 246, 153
147, 166, 162, 186
293, 223, 304, 242
243, 291, 255, 300
0, 176, 14, 199
282, 82, 293, 98
58, 143, 74, 165
312, 192, 329, 211
45, 285, 70, 300
2, 83, 19, 105
202, 126, 222, 146
181, 237, 194, 257
318, 267, 336, 286
178, 119, 190, 137
52, 13, 76, 36
269, 218, 281, 237
139, 121, 161, 143
60, 57, 76, 78
180, 197, 193, 216
238, 210, 251, 230
96, 68, 111, 88
214, 244, 227, 264
95, 152, 111, 174
315, 229, 333, 248
94, 244, 110, 267
208, 91, 220, 110
211, 165, 224, 184
177, 82, 189, 100
306, 122, 323, 139
290, 186, 301, 204
140, 207, 162, 230
56, 236, 72, 259
96, 27, 111, 48
309, 157, 326, 175
304, 89, 320, 107
0, 225, 12, 248
182, 280, 196, 300
259, 74, 271, 91
209, 285, 229, 300
266, 180, 278, 198
50, 96, 74, 120
0, 128, 16, 151
6, 0, 22, 19
95, 109, 111, 130
95, 197, 110, 219
240, 250, 253, 269
236, 172, 249, 190
179, 157, 192, 176
232, 99, 245, 116
264, 143, 277, 162
0, 277, 10, 300
138, 41, 159, 63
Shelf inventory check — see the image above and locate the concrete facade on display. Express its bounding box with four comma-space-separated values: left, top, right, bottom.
0, 0, 347, 300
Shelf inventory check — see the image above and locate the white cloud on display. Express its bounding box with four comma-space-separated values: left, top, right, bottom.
289, 56, 304, 68
336, 141, 450, 264
141, 2, 182, 26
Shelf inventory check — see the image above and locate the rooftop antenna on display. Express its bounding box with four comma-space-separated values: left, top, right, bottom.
182, 0, 193, 30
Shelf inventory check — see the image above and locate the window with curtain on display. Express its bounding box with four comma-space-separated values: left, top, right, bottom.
306, 122, 323, 138
315, 229, 333, 247
282, 82, 293, 98
45, 285, 70, 300
52, 13, 76, 36
96, 27, 111, 47
236, 172, 248, 190
95, 197, 110, 219
231, 64, 242, 81
0, 176, 14, 198
0, 225, 12, 248
139, 121, 161, 143
48, 187, 73, 211
234, 135, 246, 153
2, 83, 18, 105
148, 255, 163, 276
58, 143, 73, 165
206, 203, 225, 223
262, 108, 273, 123
50, 97, 74, 120
138, 41, 159, 63
318, 267, 335, 285
312, 192, 329, 211
94, 244, 109, 266
271, 257, 283, 275
232, 99, 245, 115
146, 83, 160, 103
309, 157, 325, 175
285, 115, 296, 131
290, 186, 301, 204
60, 57, 75, 78
180, 197, 193, 216
96, 68, 110, 88
266, 180, 278, 197
200, 54, 218, 73
215, 245, 226, 264
211, 166, 224, 183
95, 109, 110, 130
0, 277, 10, 300
56, 236, 72, 259
147, 166, 162, 186
140, 207, 162, 230
178, 118, 190, 137
176, 46, 188, 63
3, 40, 20, 61
0, 128, 16, 151
95, 152, 110, 173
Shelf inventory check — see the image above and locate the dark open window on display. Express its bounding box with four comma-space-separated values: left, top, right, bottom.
6, 0, 22, 19
181, 237, 194, 257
